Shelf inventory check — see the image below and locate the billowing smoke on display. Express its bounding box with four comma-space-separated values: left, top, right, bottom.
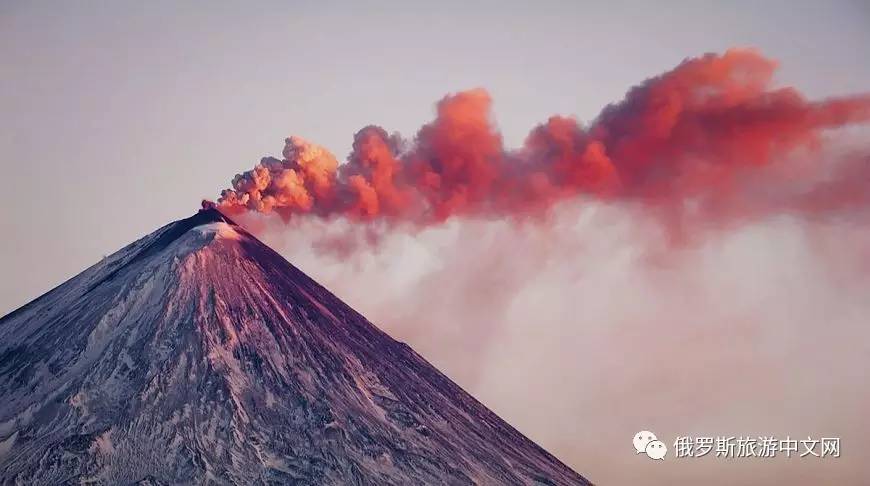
208, 48, 870, 484
211, 48, 870, 241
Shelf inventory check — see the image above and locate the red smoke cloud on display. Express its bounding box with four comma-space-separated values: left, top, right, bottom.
211, 49, 870, 237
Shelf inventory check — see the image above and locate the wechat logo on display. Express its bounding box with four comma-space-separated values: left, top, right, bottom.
634, 430, 667, 460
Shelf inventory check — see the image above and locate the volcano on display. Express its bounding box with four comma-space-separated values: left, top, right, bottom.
0, 208, 589, 485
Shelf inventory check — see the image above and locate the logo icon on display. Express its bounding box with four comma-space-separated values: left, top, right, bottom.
634, 430, 667, 460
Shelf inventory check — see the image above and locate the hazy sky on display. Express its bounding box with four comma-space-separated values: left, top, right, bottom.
2, 0, 869, 314
3, 1, 870, 484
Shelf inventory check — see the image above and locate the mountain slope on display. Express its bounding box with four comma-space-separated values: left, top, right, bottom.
0, 208, 590, 485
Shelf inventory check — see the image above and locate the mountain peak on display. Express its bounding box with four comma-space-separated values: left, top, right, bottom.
184, 205, 239, 229
0, 209, 590, 485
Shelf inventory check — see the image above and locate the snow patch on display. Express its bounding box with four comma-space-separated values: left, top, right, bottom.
0, 431, 17, 459
90, 429, 114, 455
195, 222, 242, 241
70, 391, 89, 416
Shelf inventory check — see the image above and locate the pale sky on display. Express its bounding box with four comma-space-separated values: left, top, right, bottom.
2, 1, 869, 314
2, 1, 870, 484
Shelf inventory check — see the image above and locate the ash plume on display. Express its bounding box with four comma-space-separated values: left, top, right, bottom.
201, 48, 870, 484
210, 49, 870, 240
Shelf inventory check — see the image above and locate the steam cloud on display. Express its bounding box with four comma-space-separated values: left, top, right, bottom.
210, 49, 870, 241
209, 48, 870, 484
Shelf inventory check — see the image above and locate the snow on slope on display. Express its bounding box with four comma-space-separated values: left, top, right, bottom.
0, 208, 590, 485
